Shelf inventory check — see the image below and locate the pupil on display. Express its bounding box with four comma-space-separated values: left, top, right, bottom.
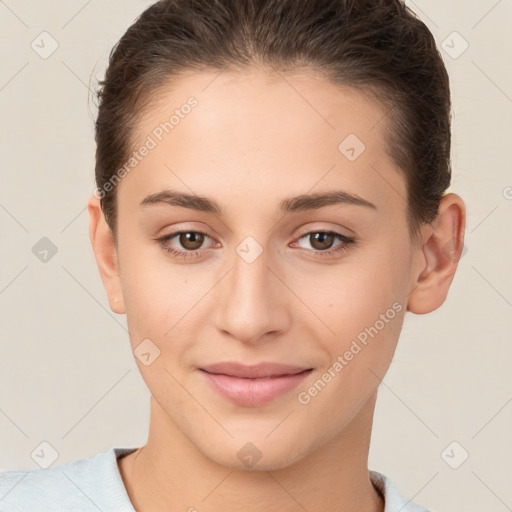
313, 232, 333, 250
181, 232, 204, 250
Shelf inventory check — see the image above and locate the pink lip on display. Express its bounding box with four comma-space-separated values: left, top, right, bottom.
198, 362, 313, 407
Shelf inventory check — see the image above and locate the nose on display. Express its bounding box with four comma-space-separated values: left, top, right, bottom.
214, 240, 291, 345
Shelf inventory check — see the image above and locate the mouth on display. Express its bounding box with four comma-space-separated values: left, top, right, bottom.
197, 363, 313, 407
199, 361, 312, 379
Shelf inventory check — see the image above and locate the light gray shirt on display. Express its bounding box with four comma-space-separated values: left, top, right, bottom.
0, 447, 431, 511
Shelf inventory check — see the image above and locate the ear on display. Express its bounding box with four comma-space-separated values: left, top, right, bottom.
407, 193, 467, 314
87, 195, 125, 314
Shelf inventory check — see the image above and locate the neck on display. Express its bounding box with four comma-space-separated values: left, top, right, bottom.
118, 392, 384, 512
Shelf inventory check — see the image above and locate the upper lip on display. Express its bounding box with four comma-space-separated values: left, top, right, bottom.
200, 362, 312, 379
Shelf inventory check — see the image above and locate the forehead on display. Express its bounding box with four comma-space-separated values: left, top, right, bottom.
136, 65, 389, 145
123, 66, 406, 218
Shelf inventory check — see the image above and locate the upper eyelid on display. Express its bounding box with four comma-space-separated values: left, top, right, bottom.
160, 220, 352, 238
294, 225, 353, 239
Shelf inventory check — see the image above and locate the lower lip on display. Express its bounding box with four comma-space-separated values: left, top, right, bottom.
198, 369, 313, 407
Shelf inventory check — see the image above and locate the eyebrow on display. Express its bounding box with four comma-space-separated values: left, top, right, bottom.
139, 188, 377, 215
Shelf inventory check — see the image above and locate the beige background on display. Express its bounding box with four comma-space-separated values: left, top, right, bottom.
1, 1, 511, 510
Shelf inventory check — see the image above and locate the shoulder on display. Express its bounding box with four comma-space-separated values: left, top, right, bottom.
0, 447, 137, 512
370, 470, 433, 512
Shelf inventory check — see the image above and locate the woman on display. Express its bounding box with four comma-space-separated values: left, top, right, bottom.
0, 0, 465, 510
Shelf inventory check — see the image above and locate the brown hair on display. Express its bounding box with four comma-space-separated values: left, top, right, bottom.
94, 0, 451, 246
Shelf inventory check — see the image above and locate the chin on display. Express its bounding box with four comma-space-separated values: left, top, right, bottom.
196, 434, 309, 472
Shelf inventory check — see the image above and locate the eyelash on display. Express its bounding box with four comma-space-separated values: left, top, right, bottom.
157, 229, 356, 260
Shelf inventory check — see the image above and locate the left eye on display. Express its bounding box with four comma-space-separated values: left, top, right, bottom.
294, 230, 355, 255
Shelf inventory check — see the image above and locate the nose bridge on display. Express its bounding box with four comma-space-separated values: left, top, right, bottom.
234, 236, 272, 296
214, 235, 287, 343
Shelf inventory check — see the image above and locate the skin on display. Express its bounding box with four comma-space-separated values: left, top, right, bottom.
88, 66, 466, 512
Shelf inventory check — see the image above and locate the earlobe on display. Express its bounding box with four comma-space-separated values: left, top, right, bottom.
407, 193, 466, 315
87, 195, 126, 314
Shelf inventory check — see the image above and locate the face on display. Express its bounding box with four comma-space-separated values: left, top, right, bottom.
110, 66, 419, 469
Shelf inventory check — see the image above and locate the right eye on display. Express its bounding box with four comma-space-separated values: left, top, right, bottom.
157, 230, 217, 259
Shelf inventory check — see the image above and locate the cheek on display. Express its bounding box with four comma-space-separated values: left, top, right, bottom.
295, 249, 404, 336
290, 245, 408, 398
294, 261, 405, 425
119, 243, 214, 353
118, 240, 175, 340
